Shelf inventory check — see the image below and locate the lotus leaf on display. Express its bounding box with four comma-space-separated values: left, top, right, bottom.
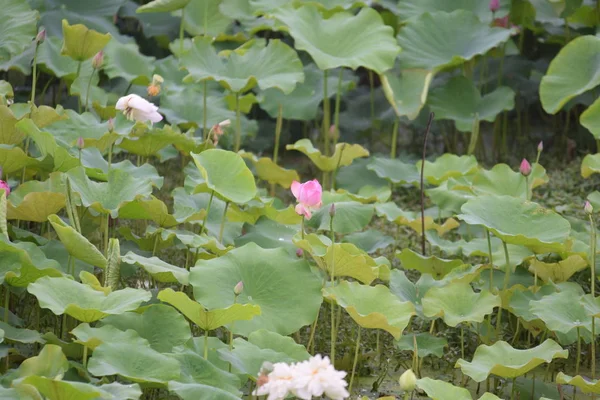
168, 382, 241, 400
0, 0, 35, 59
71, 323, 149, 350
17, 344, 68, 379
286, 139, 369, 172
556, 373, 600, 394
380, 68, 433, 120
60, 19, 111, 61
530, 291, 592, 334
343, 229, 394, 254
418, 154, 479, 185
0, 238, 63, 287
169, 349, 241, 395
137, 0, 191, 12
582, 154, 600, 178
422, 282, 500, 327
396, 332, 447, 358
397, 248, 466, 279
397, 0, 509, 22
416, 377, 472, 400
528, 255, 587, 283
456, 339, 568, 382
20, 376, 119, 400
0, 146, 39, 175
182, 0, 234, 38
322, 243, 379, 284
366, 157, 420, 185
0, 321, 42, 343
27, 276, 151, 322
470, 163, 549, 197
375, 202, 459, 235
122, 252, 188, 285
48, 214, 107, 269
306, 201, 374, 234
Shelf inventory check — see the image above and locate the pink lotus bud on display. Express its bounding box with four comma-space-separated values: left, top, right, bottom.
537, 141, 543, 152
329, 203, 336, 218
92, 51, 104, 69
519, 159, 531, 177
489, 0, 499, 12
36, 28, 46, 44
76, 137, 84, 149
233, 281, 244, 296
107, 118, 114, 132
296, 248, 303, 258
291, 180, 323, 220
585, 201, 594, 215
0, 180, 10, 196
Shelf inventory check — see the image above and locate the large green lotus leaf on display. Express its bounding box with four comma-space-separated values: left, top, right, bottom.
218, 329, 310, 377
0, 320, 42, 343
118, 126, 200, 158
168, 382, 240, 400
418, 154, 478, 185
182, 37, 303, 94
306, 201, 374, 234
556, 373, 600, 394
458, 195, 571, 253
161, 228, 229, 255
397, 0, 510, 22
0, 385, 41, 400
122, 252, 188, 285
60, 19, 112, 62
20, 377, 103, 400
0, 238, 63, 287
102, 40, 154, 85
397, 10, 512, 71
66, 166, 153, 218
429, 76, 515, 132
396, 332, 447, 358
273, 5, 399, 73
286, 139, 369, 172
0, 0, 38, 62
27, 276, 151, 323
470, 163, 548, 197
0, 146, 39, 174
191, 149, 256, 204
389, 269, 439, 319
7, 181, 66, 222
157, 288, 260, 331
422, 282, 500, 327
323, 243, 378, 284
117, 196, 179, 228
137, 0, 191, 12
0, 106, 22, 145
17, 344, 68, 379
507, 284, 558, 323
528, 255, 587, 283
530, 291, 592, 334
88, 341, 180, 384
323, 281, 415, 339
375, 202, 459, 235
48, 214, 107, 269
190, 243, 322, 336
100, 304, 192, 353
581, 96, 600, 139
396, 248, 466, 279
416, 377, 472, 400
456, 339, 568, 382
342, 229, 394, 254
582, 153, 600, 178
380, 68, 433, 120
183, 0, 234, 37
37, 37, 91, 80
540, 36, 600, 114
366, 157, 420, 185
71, 323, 149, 350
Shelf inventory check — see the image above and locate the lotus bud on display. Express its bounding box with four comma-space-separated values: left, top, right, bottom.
489, 0, 499, 12
233, 281, 244, 296
519, 158, 531, 177
76, 136, 84, 150
296, 248, 303, 258
107, 118, 114, 132
147, 74, 164, 97
537, 141, 543, 152
399, 369, 417, 392
329, 203, 336, 218
585, 201, 594, 215
92, 51, 104, 69
35, 28, 46, 44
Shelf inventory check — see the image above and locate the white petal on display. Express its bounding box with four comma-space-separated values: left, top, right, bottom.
127, 94, 158, 114
115, 94, 133, 110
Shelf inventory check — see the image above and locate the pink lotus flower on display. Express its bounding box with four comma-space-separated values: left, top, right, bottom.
291, 180, 322, 220
0, 180, 9, 196
489, 0, 499, 12
520, 158, 531, 177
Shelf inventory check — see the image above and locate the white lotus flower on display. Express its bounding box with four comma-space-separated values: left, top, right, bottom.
254, 362, 296, 400
115, 94, 162, 123
292, 355, 349, 400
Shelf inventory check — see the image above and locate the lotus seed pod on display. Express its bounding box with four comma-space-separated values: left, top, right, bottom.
399, 369, 417, 392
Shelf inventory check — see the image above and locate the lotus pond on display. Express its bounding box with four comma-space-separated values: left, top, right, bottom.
2, 0, 600, 399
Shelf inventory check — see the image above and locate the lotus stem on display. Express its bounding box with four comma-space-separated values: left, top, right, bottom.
31, 40, 40, 106
85, 68, 96, 111
229, 294, 237, 372
368, 70, 375, 132
306, 306, 320, 354
300, 216, 305, 240
590, 210, 597, 380
218, 201, 229, 243
322, 70, 331, 157
467, 115, 480, 156
420, 112, 435, 256
460, 324, 465, 360
83, 345, 88, 368
3, 285, 8, 323
107, 143, 114, 173
525, 175, 530, 201
495, 240, 511, 338
204, 329, 209, 360
203, 81, 208, 142
234, 93, 242, 152
199, 190, 215, 236
348, 325, 361, 394
333, 68, 343, 147
270, 104, 283, 196
76, 61, 82, 114
330, 209, 336, 363
510, 377, 517, 400
104, 215, 110, 257
331, 144, 346, 191
486, 230, 494, 292
375, 329, 380, 363
179, 7, 185, 56
390, 118, 399, 159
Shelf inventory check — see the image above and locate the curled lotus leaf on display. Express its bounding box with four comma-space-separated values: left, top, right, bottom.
396, 248, 466, 279
286, 139, 369, 172
416, 378, 472, 400
60, 20, 111, 62
556, 373, 600, 394
527, 255, 587, 283
417, 154, 479, 185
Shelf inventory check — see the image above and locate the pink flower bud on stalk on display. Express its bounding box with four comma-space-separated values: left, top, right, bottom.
519, 158, 531, 177
233, 281, 244, 296
107, 118, 115, 132
537, 141, 543, 152
35, 28, 46, 44
585, 201, 594, 215
489, 0, 500, 12
92, 51, 104, 69
296, 248, 303, 258
76, 137, 84, 150
329, 203, 336, 218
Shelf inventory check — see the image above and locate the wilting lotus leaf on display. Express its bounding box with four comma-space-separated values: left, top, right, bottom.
182, 37, 303, 94
191, 149, 257, 204
48, 215, 107, 269
191, 243, 322, 336
530, 291, 591, 334
458, 195, 571, 253
168, 382, 241, 400
422, 282, 500, 327
556, 373, 600, 394
88, 341, 180, 384
122, 252, 189, 285
168, 348, 240, 394
101, 304, 192, 353
219, 329, 311, 378
528, 255, 587, 283
66, 166, 153, 218
375, 202, 459, 235
540, 36, 600, 114
582, 154, 600, 178
416, 378, 472, 400
17, 344, 68, 379
471, 163, 549, 197
343, 229, 394, 254
158, 288, 260, 331
274, 5, 399, 73
71, 323, 148, 351
0, 321, 42, 343
0, 0, 38, 62
286, 139, 369, 172
380, 69, 433, 120
0, 238, 63, 287
456, 339, 568, 382
27, 276, 151, 322
323, 281, 415, 339
418, 154, 478, 185
397, 248, 465, 279
60, 19, 111, 62
396, 332, 447, 358
397, 10, 512, 71
240, 152, 299, 188
322, 243, 379, 284
366, 157, 420, 185
428, 76, 515, 132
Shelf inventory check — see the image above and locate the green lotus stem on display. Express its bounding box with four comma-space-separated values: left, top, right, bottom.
322, 70, 331, 157
83, 345, 88, 368
460, 324, 465, 360
300, 216, 305, 240
390, 119, 399, 159
332, 68, 343, 147
199, 190, 215, 236
107, 143, 114, 173
234, 93, 242, 152
368, 70, 375, 132
204, 329, 209, 360
31, 40, 40, 106
510, 377, 517, 400
203, 81, 208, 143
331, 144, 346, 191
467, 115, 480, 156
348, 325, 361, 394
3, 285, 8, 323
270, 104, 283, 197
218, 202, 229, 243
104, 215, 110, 257
179, 7, 185, 56
375, 329, 380, 363
306, 307, 320, 354
511, 318, 520, 345
76, 61, 82, 114
576, 326, 582, 376
84, 68, 96, 111
590, 210, 597, 380
486, 230, 494, 292
502, 240, 511, 292
525, 175, 530, 201
229, 294, 237, 372
330, 210, 336, 363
